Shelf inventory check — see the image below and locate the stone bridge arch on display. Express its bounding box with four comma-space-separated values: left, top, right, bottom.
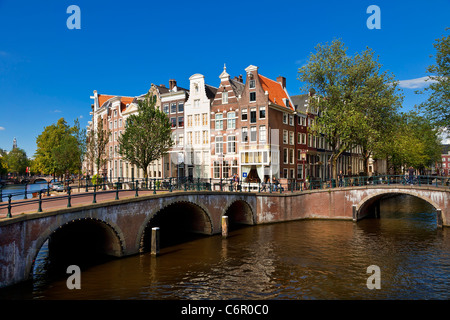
138, 198, 214, 252
355, 189, 444, 225
222, 199, 256, 227
27, 216, 125, 282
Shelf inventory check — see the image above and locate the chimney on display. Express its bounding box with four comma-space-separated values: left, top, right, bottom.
160, 84, 166, 88
238, 74, 243, 83
277, 76, 286, 89
169, 79, 177, 90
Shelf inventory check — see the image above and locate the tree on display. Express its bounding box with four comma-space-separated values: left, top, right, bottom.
298, 39, 402, 178
6, 147, 29, 175
34, 118, 85, 179
376, 111, 441, 174
85, 116, 109, 176
417, 30, 450, 130
0, 148, 9, 177
118, 94, 173, 179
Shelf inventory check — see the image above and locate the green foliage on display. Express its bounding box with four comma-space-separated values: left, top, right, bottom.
298, 39, 402, 177
34, 118, 86, 176
118, 94, 173, 178
6, 147, 29, 175
376, 111, 442, 173
417, 29, 450, 129
91, 174, 103, 186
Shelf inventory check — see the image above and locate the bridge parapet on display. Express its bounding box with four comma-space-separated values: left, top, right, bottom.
0, 185, 448, 288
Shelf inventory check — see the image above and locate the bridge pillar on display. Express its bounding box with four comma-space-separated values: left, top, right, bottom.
352, 205, 357, 222
151, 227, 160, 256
222, 216, 229, 238
437, 209, 443, 228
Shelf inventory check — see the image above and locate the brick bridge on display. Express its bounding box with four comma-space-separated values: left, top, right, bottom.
0, 185, 448, 288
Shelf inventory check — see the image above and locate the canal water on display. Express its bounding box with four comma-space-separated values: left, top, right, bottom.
1, 182, 50, 201
1, 194, 449, 300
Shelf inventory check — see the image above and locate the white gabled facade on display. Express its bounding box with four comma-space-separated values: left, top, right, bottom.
183, 74, 216, 179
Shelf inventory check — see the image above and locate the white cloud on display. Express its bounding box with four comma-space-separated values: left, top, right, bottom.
53, 109, 62, 113
0, 127, 5, 131
398, 76, 437, 89
79, 115, 83, 119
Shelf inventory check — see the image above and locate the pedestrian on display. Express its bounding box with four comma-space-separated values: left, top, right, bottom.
338, 170, 344, 187
233, 173, 239, 191
408, 166, 415, 185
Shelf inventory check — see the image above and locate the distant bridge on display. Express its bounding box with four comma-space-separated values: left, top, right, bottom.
0, 185, 448, 288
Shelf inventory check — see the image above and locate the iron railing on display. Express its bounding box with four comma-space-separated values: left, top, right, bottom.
1, 175, 449, 218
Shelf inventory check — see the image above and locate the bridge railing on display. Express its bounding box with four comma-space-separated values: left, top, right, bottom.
1, 175, 449, 218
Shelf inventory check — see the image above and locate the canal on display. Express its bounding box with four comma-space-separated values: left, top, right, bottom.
0, 194, 449, 300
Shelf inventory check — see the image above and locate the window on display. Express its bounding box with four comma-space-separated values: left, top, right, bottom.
249, 79, 255, 89
170, 117, 176, 128
178, 116, 184, 128
109, 121, 112, 129
250, 126, 257, 142
289, 115, 294, 126
178, 134, 184, 146
260, 125, 266, 143
171, 103, 177, 114
227, 136, 236, 153
214, 161, 220, 179
298, 116, 306, 126
283, 148, 288, 164
227, 112, 235, 129
215, 113, 223, 130
187, 115, 193, 127
215, 136, 223, 154
188, 132, 193, 144
290, 148, 294, 164
202, 131, 209, 144
283, 130, 288, 144
283, 113, 288, 124
289, 131, 294, 145
250, 108, 256, 123
302, 133, 307, 145
242, 108, 248, 121
119, 119, 122, 127
194, 114, 200, 126
259, 106, 266, 119
222, 161, 229, 179
194, 99, 199, 108
163, 104, 169, 114
178, 102, 184, 112
222, 91, 228, 104
242, 127, 248, 142
250, 92, 256, 102
195, 131, 200, 144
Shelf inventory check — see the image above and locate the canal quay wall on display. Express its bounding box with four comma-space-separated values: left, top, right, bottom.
1, 186, 449, 288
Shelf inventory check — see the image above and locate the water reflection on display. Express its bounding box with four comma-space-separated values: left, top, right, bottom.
0, 194, 449, 300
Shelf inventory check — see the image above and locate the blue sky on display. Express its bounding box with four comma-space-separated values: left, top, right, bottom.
0, 0, 449, 157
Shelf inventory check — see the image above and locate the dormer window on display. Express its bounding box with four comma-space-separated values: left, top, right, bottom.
222, 91, 228, 104
249, 79, 255, 89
